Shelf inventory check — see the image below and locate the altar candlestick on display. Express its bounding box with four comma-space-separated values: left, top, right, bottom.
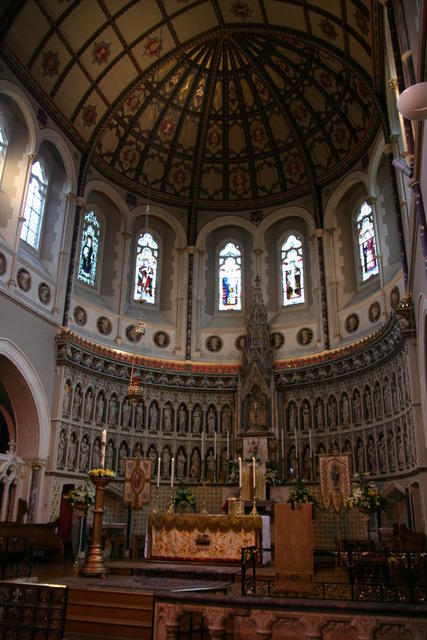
294, 428, 298, 459
309, 429, 313, 458
100, 430, 107, 469
226, 431, 229, 460
201, 432, 205, 461
171, 457, 175, 488
252, 456, 256, 489
157, 456, 161, 487
281, 428, 284, 459
239, 457, 242, 488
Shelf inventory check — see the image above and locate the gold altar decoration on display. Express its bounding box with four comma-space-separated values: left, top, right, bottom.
80, 475, 112, 577
148, 514, 262, 563
319, 454, 351, 513
123, 457, 152, 510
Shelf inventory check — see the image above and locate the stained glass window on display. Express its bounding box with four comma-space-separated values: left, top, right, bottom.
357, 201, 378, 281
0, 121, 7, 187
77, 210, 101, 287
20, 160, 47, 249
134, 232, 158, 304
218, 242, 242, 311
281, 234, 305, 306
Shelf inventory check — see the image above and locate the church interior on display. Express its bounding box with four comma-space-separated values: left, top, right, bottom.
0, 1, 426, 638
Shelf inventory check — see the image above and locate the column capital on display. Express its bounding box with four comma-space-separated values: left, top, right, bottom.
388, 78, 398, 91
65, 192, 76, 203
324, 227, 336, 235
121, 231, 132, 240
367, 196, 377, 206
28, 152, 37, 163
186, 245, 196, 255
75, 197, 86, 208
254, 247, 264, 256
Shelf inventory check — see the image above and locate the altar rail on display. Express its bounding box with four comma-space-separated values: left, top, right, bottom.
0, 581, 68, 640
0, 521, 63, 563
241, 546, 427, 604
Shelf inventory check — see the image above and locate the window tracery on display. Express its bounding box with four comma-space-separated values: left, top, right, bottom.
20, 160, 47, 249
218, 241, 242, 311
281, 233, 305, 306
134, 232, 158, 304
0, 121, 8, 187
356, 201, 379, 281
77, 210, 101, 287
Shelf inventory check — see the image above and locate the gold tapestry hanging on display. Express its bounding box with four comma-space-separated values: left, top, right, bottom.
319, 454, 351, 513
124, 457, 152, 510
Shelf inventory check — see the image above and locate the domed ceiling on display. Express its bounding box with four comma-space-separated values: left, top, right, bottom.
2, 0, 385, 212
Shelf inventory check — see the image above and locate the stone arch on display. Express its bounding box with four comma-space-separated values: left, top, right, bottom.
0, 339, 50, 460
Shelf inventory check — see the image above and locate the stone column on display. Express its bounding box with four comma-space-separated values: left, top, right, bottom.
27, 463, 41, 523
324, 227, 341, 341
52, 192, 75, 317
7, 152, 37, 287
63, 196, 86, 327
173, 247, 186, 355
115, 231, 131, 345
193, 248, 205, 356
185, 246, 195, 360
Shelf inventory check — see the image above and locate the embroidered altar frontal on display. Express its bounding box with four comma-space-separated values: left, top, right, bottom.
148, 514, 262, 563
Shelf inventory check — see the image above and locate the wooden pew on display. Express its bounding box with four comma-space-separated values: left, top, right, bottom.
0, 520, 64, 563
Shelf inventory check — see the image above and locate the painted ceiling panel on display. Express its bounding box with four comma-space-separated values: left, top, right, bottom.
60, 0, 107, 52
5, 1, 49, 64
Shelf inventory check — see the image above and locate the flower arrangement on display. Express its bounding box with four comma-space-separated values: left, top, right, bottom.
64, 481, 95, 509
287, 477, 318, 508
225, 460, 239, 485
88, 468, 116, 479
344, 474, 387, 513
265, 460, 282, 486
173, 483, 196, 512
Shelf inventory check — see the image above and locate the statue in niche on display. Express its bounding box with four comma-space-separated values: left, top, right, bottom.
383, 383, 391, 415
67, 434, 77, 469
92, 439, 101, 469
387, 431, 396, 469
84, 390, 93, 422
190, 449, 201, 481
288, 403, 298, 432
135, 402, 144, 430
302, 447, 311, 480
315, 400, 324, 430
72, 387, 82, 420
119, 443, 128, 476
397, 374, 404, 405
404, 426, 414, 465
302, 401, 311, 431
206, 450, 216, 482
163, 405, 172, 432
148, 447, 157, 478
162, 449, 171, 477
106, 441, 114, 470
367, 439, 375, 472
207, 408, 216, 434
342, 395, 350, 425
63, 383, 72, 416
356, 440, 364, 473
149, 403, 159, 432
364, 388, 372, 421
378, 434, 386, 472
57, 430, 67, 468
353, 391, 362, 423
79, 435, 90, 471
396, 429, 405, 467
329, 397, 337, 429
178, 406, 186, 433
221, 407, 231, 433
192, 407, 202, 434
133, 442, 142, 457
391, 377, 398, 409
247, 388, 267, 430
122, 399, 132, 428
109, 396, 118, 425
96, 394, 105, 424
176, 449, 186, 478
374, 385, 382, 418
288, 446, 297, 479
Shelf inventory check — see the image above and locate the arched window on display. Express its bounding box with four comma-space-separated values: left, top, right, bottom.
134, 232, 158, 304
0, 121, 8, 187
218, 242, 242, 311
356, 201, 379, 281
20, 160, 47, 250
77, 210, 101, 287
281, 233, 305, 306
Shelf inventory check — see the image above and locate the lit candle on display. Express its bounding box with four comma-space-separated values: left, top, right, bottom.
281, 428, 284, 459
239, 457, 242, 488
100, 430, 107, 469
171, 457, 175, 488
252, 456, 256, 489
309, 429, 313, 458
201, 432, 205, 461
294, 428, 298, 459
214, 432, 217, 458
226, 431, 229, 460
157, 456, 161, 488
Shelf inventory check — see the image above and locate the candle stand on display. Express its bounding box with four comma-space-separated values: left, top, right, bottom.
200, 479, 208, 514
250, 495, 258, 516
167, 487, 174, 514
237, 491, 244, 516
152, 487, 160, 514
80, 475, 111, 578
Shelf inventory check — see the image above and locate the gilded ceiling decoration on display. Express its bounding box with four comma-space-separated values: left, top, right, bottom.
2, 0, 384, 211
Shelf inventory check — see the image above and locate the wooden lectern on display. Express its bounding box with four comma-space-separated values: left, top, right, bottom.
274, 503, 314, 593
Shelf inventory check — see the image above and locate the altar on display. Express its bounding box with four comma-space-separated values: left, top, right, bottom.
146, 513, 265, 564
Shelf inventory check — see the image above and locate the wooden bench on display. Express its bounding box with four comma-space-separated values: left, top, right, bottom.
0, 521, 64, 563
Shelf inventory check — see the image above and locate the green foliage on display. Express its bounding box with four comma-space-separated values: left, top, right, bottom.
265, 460, 283, 486
64, 481, 95, 509
173, 483, 196, 512
287, 477, 318, 508
344, 473, 388, 513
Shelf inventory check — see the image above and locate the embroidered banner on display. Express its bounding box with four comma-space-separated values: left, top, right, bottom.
319, 454, 351, 513
124, 458, 152, 510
